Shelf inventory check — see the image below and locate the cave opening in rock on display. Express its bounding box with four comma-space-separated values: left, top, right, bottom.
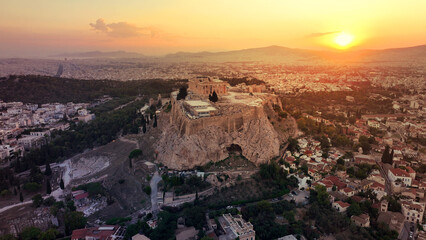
227, 144, 242, 155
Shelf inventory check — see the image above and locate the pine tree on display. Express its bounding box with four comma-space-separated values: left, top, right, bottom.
15, 158, 21, 173
45, 161, 52, 176
381, 145, 390, 164
60, 179, 65, 190
210, 91, 218, 102
153, 115, 157, 128
19, 192, 23, 202
46, 180, 52, 194
177, 87, 188, 100
390, 149, 394, 164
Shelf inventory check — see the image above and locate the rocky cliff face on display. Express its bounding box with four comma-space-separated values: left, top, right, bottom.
154, 96, 291, 170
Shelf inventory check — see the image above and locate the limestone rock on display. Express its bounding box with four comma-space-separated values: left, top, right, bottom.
155, 98, 286, 170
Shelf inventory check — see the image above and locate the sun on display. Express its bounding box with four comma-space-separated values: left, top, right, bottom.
334, 32, 354, 48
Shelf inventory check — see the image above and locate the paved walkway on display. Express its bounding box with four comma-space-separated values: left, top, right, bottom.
150, 170, 162, 216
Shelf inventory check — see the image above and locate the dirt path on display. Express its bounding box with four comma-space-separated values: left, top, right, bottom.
120, 136, 140, 149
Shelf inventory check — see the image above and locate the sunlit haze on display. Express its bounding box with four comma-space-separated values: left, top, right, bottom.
0, 0, 425, 57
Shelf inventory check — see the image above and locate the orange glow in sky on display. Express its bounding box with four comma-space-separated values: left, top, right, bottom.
0, 0, 425, 57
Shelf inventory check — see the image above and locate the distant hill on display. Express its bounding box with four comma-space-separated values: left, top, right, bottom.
164, 45, 323, 63
51, 51, 147, 59
163, 45, 426, 64
46, 45, 426, 64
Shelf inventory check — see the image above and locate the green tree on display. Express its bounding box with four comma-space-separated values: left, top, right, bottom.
23, 182, 41, 192
32, 194, 43, 208
38, 229, 59, 240
20, 227, 41, 240
381, 145, 391, 164
283, 210, 295, 223
43, 196, 56, 206
66, 200, 77, 211
0, 234, 17, 240
209, 91, 218, 102
388, 197, 401, 212
301, 163, 309, 175
143, 186, 152, 195
64, 211, 87, 235
201, 237, 215, 240
287, 137, 300, 153
153, 115, 157, 128
314, 185, 329, 207
60, 179, 65, 190
347, 203, 362, 217
359, 135, 372, 154
177, 87, 188, 100
44, 161, 52, 176
46, 180, 52, 194
183, 206, 207, 229
150, 211, 178, 240
129, 149, 143, 159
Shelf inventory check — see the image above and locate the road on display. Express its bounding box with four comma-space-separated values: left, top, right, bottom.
150, 170, 162, 217
282, 189, 310, 205
0, 192, 60, 214
377, 160, 393, 195
114, 96, 144, 111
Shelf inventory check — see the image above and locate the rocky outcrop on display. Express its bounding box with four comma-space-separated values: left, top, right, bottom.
155, 96, 288, 170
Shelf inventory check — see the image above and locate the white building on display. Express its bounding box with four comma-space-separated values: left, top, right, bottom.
401, 200, 425, 223
219, 214, 255, 240
332, 201, 350, 212
388, 168, 412, 187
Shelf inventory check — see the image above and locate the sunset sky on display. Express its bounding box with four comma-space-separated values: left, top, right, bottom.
1, 0, 425, 57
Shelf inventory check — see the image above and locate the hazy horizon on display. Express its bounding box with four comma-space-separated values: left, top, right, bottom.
1, 43, 425, 59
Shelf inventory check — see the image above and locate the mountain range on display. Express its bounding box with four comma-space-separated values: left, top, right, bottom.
52, 45, 426, 64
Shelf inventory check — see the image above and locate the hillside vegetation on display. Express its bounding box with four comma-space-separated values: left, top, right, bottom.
0, 75, 187, 104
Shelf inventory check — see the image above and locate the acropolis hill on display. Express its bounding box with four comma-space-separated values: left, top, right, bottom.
155, 77, 296, 170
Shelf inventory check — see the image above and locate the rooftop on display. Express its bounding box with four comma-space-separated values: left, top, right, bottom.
389, 168, 410, 178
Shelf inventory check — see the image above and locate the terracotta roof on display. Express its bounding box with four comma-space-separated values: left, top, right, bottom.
74, 192, 89, 200
342, 187, 354, 193
71, 226, 118, 240
351, 196, 365, 203
324, 176, 347, 189
351, 213, 370, 225
318, 180, 333, 188
389, 168, 410, 178
371, 182, 385, 190
335, 201, 350, 208
406, 166, 416, 174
